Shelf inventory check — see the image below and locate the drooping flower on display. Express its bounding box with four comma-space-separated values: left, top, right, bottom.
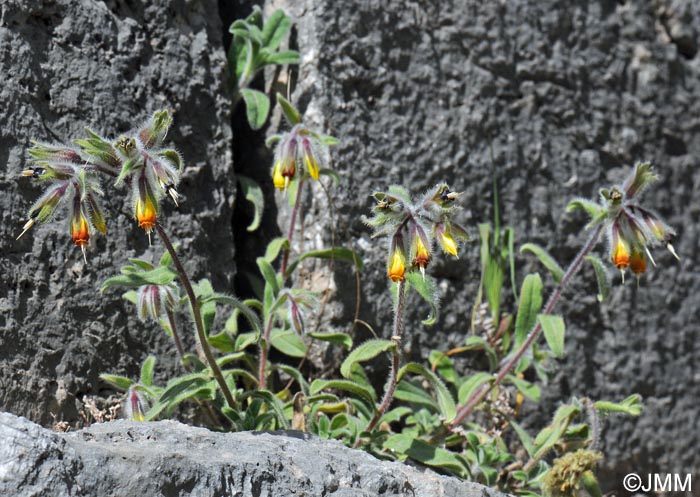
388, 240, 406, 283
136, 283, 178, 322
365, 184, 469, 284
126, 386, 146, 422
569, 162, 679, 283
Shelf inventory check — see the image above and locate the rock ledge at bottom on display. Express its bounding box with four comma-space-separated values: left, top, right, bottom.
0, 412, 507, 497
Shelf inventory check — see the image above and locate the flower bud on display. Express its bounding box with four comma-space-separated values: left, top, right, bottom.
630, 248, 646, 277
437, 224, 459, 258
412, 234, 431, 280
126, 386, 146, 422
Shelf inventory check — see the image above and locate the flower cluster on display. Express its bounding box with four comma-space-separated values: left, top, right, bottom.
363, 184, 469, 282
270, 124, 329, 190
571, 163, 678, 282
17, 110, 183, 258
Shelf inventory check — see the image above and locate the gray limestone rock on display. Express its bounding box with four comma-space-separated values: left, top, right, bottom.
0, 412, 507, 497
0, 0, 235, 425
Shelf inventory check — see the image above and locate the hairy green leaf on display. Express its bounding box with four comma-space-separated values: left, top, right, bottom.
286, 247, 363, 277
383, 434, 468, 476
514, 273, 543, 348
340, 339, 396, 379
594, 394, 643, 416
100, 374, 133, 391
270, 329, 307, 357
520, 243, 564, 283
585, 254, 611, 302
262, 9, 292, 50
398, 362, 456, 422
405, 272, 439, 325
308, 332, 353, 349
240, 88, 270, 130
310, 379, 377, 406
101, 266, 178, 292
140, 356, 156, 387
276, 93, 302, 126
238, 176, 264, 232
539, 314, 566, 358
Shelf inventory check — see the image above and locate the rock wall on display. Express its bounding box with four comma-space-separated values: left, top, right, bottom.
285, 0, 700, 488
0, 412, 507, 497
0, 0, 235, 424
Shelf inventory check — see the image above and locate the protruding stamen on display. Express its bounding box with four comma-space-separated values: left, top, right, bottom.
16, 219, 35, 240
667, 243, 680, 261
81, 244, 87, 264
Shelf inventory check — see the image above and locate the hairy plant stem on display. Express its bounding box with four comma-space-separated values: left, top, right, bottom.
448, 224, 604, 431
258, 315, 275, 390
354, 280, 406, 448
165, 309, 189, 372
155, 222, 236, 410
281, 179, 305, 277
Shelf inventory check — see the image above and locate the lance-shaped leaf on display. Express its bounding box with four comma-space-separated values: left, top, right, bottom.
238, 175, 264, 231
100, 373, 134, 391
520, 243, 564, 283
101, 266, 178, 292
262, 9, 292, 50
140, 356, 156, 387
340, 339, 396, 379
308, 332, 353, 349
594, 394, 643, 416
585, 254, 611, 302
383, 435, 468, 476
405, 272, 439, 325
276, 93, 302, 126
397, 362, 456, 422
539, 314, 566, 358
310, 379, 377, 406
285, 247, 363, 277
270, 329, 307, 357
513, 273, 543, 348
567, 198, 607, 228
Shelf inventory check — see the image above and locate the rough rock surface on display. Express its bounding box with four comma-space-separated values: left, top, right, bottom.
0, 412, 506, 497
283, 0, 700, 488
0, 0, 235, 425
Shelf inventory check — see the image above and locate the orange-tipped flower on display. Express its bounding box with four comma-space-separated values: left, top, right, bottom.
611, 236, 630, 271
136, 195, 157, 233
71, 213, 90, 248
388, 246, 406, 282
630, 248, 646, 277
412, 235, 431, 279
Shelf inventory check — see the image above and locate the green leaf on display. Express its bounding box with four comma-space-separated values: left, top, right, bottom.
257, 257, 280, 297
237, 176, 264, 232
241, 390, 289, 429
397, 362, 456, 422
513, 273, 543, 348
319, 168, 341, 185
505, 374, 541, 402
532, 405, 579, 459
383, 434, 468, 476
405, 272, 439, 325
286, 247, 363, 277
263, 50, 300, 65
310, 379, 377, 406
100, 374, 133, 391
340, 339, 396, 379
276, 93, 302, 126
262, 9, 292, 50
308, 332, 353, 349
457, 372, 493, 405
205, 294, 262, 335
594, 394, 643, 416
140, 356, 156, 387
240, 88, 270, 130
128, 258, 154, 271
275, 364, 309, 394
520, 243, 564, 283
510, 420, 535, 458
208, 331, 237, 353
146, 374, 214, 419
264, 237, 289, 262
101, 266, 178, 292
270, 329, 307, 357
566, 198, 607, 228
394, 380, 436, 409
429, 350, 457, 384
235, 331, 259, 351
539, 314, 566, 358
585, 255, 611, 302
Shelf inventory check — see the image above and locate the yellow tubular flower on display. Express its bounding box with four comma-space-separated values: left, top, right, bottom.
302, 138, 320, 180
272, 160, 286, 190
71, 209, 90, 263
439, 229, 458, 257
413, 236, 431, 279
612, 237, 630, 270
136, 195, 157, 233
630, 248, 646, 277
388, 247, 406, 283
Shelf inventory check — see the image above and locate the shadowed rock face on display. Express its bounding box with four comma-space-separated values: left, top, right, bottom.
0, 413, 508, 497
284, 0, 700, 487
0, 0, 235, 425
